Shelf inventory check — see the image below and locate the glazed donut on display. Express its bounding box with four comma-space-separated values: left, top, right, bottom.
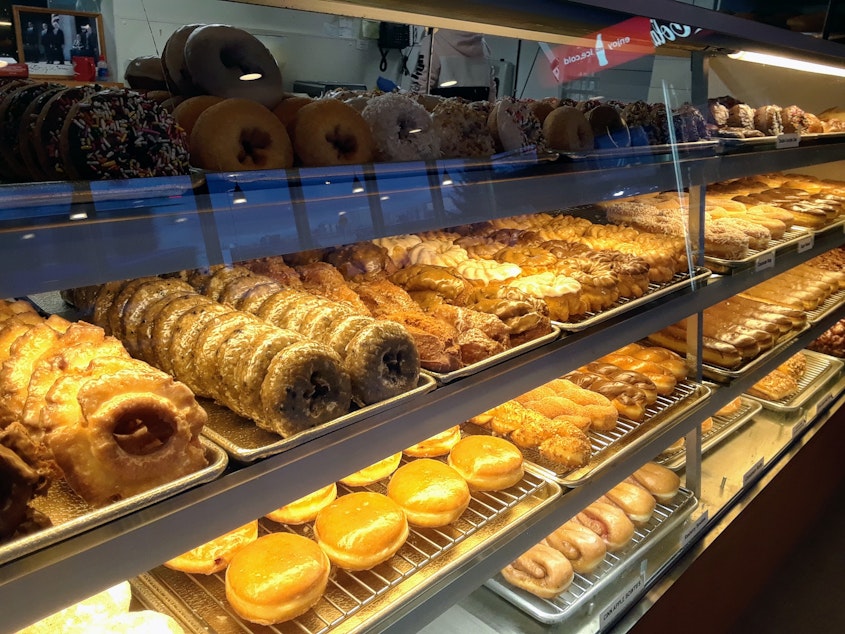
501, 543, 574, 599
543, 519, 607, 574
189, 98, 293, 171
291, 98, 375, 166
162, 24, 203, 95
172, 95, 224, 138
361, 92, 440, 162
542, 105, 594, 151
184, 24, 284, 109
124, 55, 169, 91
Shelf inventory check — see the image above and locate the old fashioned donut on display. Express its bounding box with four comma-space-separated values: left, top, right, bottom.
184, 24, 284, 109
291, 98, 375, 166
124, 55, 168, 91
190, 98, 293, 171
59, 90, 190, 180
162, 24, 203, 96
361, 92, 440, 162
542, 105, 594, 151
172, 95, 224, 139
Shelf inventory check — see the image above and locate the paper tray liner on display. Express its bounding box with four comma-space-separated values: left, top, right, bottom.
744, 349, 844, 413
656, 397, 762, 471
465, 380, 711, 487
131, 458, 560, 634
200, 373, 437, 462
484, 487, 698, 625
0, 437, 228, 567
553, 268, 711, 333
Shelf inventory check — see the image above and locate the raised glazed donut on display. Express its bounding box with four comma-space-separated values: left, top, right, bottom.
291, 99, 375, 166
361, 93, 441, 162
542, 105, 594, 151
162, 24, 203, 96
184, 24, 284, 109
190, 98, 293, 171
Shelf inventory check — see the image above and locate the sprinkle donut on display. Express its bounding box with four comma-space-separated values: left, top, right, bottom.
291, 98, 374, 166
34, 85, 100, 180
184, 24, 284, 109
361, 93, 440, 162
59, 89, 190, 180
190, 98, 293, 171
0, 82, 62, 181
542, 105, 594, 151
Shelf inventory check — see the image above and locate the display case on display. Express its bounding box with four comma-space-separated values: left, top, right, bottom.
2, 1, 845, 632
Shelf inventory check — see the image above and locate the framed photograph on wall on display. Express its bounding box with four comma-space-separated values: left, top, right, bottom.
12, 5, 104, 79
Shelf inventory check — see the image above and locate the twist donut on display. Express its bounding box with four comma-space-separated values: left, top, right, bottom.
184, 24, 284, 109
361, 93, 440, 162
162, 24, 203, 96
291, 98, 375, 166
542, 105, 594, 151
190, 98, 293, 171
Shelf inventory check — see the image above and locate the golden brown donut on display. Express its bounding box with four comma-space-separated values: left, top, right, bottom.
543, 519, 607, 574
265, 482, 337, 524
543, 105, 594, 151
501, 542, 574, 599
387, 458, 470, 527
225, 532, 330, 625
190, 98, 293, 171
575, 501, 636, 552
339, 452, 402, 486
173, 95, 224, 139
403, 425, 462, 458
164, 520, 258, 574
291, 98, 375, 166
447, 435, 524, 491
272, 95, 313, 134
627, 462, 680, 503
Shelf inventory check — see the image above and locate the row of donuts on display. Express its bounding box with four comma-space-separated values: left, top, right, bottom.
707, 95, 843, 138
0, 78, 189, 182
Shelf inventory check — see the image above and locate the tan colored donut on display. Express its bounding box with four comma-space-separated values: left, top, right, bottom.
272, 95, 313, 135
173, 95, 224, 138
190, 98, 293, 171
543, 105, 594, 151
292, 98, 375, 166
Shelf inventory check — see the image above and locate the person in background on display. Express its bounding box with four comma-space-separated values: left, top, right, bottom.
45, 16, 65, 63
79, 23, 98, 59
23, 21, 39, 62
409, 28, 496, 101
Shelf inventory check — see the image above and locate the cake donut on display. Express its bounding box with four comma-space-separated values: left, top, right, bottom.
17, 84, 66, 181
488, 97, 545, 152
172, 95, 223, 139
59, 90, 191, 180
184, 24, 285, 109
291, 98, 375, 166
587, 104, 630, 148
123, 55, 169, 92
542, 105, 594, 151
162, 24, 204, 96
361, 92, 440, 162
33, 85, 99, 180
189, 98, 293, 171
753, 105, 783, 136
0, 82, 63, 181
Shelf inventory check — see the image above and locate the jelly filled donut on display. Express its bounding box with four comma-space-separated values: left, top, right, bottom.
59, 89, 191, 180
361, 92, 440, 162
542, 105, 594, 151
292, 98, 375, 166
190, 98, 293, 171
162, 24, 203, 96
184, 24, 284, 109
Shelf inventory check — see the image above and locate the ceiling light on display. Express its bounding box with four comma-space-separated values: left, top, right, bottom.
727, 50, 845, 77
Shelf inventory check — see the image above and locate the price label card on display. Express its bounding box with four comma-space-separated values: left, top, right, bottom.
792, 416, 810, 439
682, 510, 710, 547
600, 571, 645, 629
755, 251, 775, 272
797, 234, 814, 253
742, 457, 765, 487
817, 392, 835, 415
776, 133, 800, 148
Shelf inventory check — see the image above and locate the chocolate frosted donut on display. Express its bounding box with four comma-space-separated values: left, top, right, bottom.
162, 24, 203, 96
0, 82, 62, 181
59, 89, 190, 180
34, 85, 100, 180
587, 104, 630, 148
18, 84, 65, 181
124, 55, 169, 92
184, 24, 284, 109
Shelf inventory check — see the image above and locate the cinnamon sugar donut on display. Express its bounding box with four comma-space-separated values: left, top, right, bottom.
291, 98, 375, 166
190, 98, 293, 171
361, 93, 440, 162
542, 105, 594, 151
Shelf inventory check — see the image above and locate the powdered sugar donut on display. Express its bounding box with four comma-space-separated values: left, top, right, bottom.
361, 93, 440, 162
431, 98, 495, 158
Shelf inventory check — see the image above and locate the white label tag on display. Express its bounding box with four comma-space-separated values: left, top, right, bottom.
776, 133, 800, 148
797, 234, 814, 253
743, 457, 765, 487
755, 251, 775, 271
682, 510, 709, 547
792, 416, 809, 439
600, 572, 645, 628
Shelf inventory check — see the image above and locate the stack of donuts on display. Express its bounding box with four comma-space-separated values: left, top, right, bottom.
0, 297, 208, 528
501, 462, 680, 599
0, 78, 189, 182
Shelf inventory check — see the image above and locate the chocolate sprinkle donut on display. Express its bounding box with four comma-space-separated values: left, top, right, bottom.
34, 85, 100, 180
59, 89, 190, 180
0, 82, 63, 182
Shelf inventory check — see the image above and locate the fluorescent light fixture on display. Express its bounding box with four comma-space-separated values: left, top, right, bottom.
727, 50, 845, 77
240, 72, 262, 81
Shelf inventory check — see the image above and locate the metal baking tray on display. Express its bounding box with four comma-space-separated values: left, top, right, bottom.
811, 217, 845, 237
656, 397, 762, 471
484, 486, 698, 625
553, 267, 711, 332
806, 287, 845, 324
201, 373, 437, 463
558, 140, 718, 161
744, 349, 844, 413
131, 461, 560, 634
465, 380, 711, 487
0, 437, 227, 567
716, 131, 845, 150
424, 325, 561, 384
704, 227, 812, 274
701, 323, 810, 382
